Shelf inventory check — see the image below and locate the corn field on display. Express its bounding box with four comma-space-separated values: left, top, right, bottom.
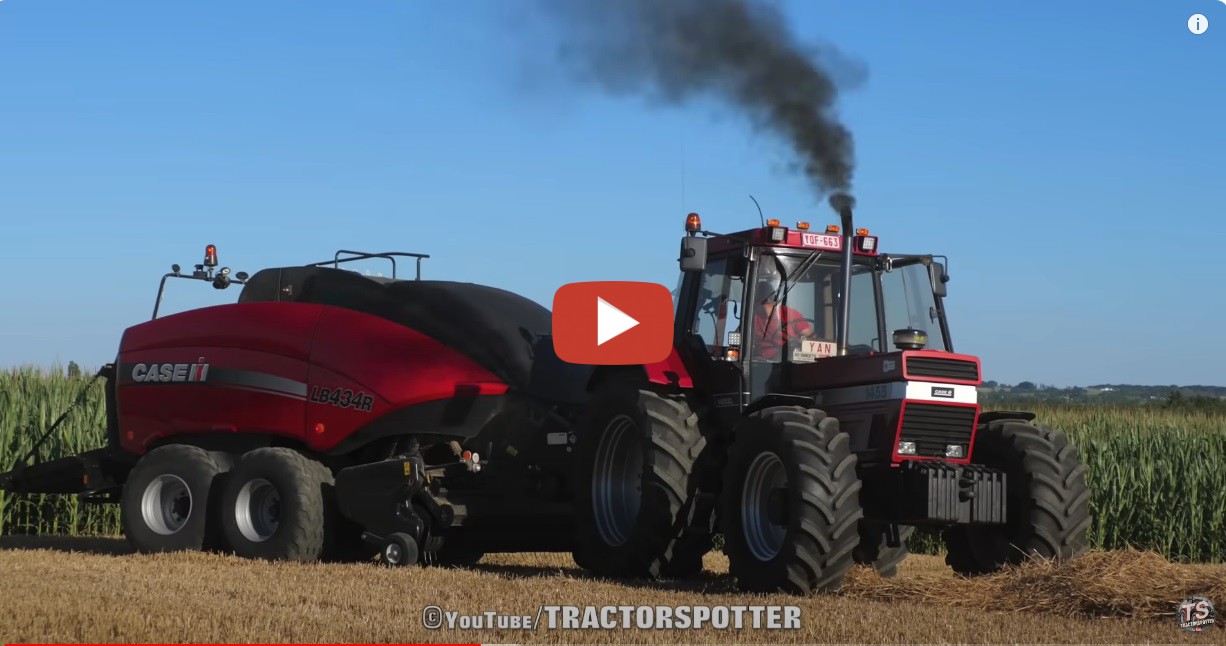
1, 367, 1224, 562
0, 366, 120, 536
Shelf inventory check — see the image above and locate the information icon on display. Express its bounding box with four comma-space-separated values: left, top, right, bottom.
1189, 13, 1209, 35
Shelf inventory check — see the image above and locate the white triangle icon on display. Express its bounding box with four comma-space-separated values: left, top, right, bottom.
596, 297, 639, 346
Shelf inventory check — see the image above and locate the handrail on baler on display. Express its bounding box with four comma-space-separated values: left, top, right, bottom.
306, 250, 431, 280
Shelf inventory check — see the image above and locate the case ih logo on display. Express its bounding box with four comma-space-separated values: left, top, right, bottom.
131, 362, 210, 383
931, 386, 956, 398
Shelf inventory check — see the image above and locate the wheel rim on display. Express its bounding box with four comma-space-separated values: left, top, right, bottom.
141, 474, 192, 535
385, 543, 402, 564
742, 452, 788, 562
592, 414, 643, 546
234, 478, 281, 543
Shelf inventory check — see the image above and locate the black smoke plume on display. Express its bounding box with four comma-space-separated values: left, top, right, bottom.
539, 0, 858, 194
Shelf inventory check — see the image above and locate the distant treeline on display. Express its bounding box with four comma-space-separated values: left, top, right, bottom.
981, 381, 1226, 408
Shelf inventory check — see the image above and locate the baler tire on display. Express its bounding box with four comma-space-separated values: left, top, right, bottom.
219, 448, 334, 562
942, 420, 1092, 575
721, 406, 864, 594
572, 380, 709, 580
121, 445, 222, 553
383, 533, 419, 567
853, 521, 915, 578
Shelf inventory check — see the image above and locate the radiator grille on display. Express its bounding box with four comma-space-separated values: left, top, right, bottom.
906, 356, 980, 382
899, 403, 977, 458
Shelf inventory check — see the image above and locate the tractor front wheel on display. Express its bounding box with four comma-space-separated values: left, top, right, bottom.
572, 380, 709, 579
942, 420, 1092, 575
721, 406, 863, 594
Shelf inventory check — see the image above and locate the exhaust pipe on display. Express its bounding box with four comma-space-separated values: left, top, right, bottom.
828, 193, 855, 354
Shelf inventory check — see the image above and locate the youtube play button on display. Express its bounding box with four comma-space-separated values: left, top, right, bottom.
553, 281, 673, 365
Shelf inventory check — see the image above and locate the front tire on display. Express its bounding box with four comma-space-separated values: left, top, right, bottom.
218, 448, 334, 562
121, 445, 222, 553
721, 406, 863, 594
572, 380, 709, 579
943, 420, 1092, 575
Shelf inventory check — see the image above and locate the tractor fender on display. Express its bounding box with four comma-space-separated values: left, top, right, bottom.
743, 394, 814, 417
585, 348, 694, 392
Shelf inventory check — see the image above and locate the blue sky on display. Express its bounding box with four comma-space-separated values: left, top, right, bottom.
1, 0, 1223, 387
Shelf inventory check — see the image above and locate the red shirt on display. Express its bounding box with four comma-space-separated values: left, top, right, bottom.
752, 304, 814, 360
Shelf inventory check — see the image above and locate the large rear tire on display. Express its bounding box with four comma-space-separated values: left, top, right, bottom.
218, 448, 334, 562
721, 406, 863, 594
572, 380, 710, 579
121, 445, 222, 553
943, 420, 1092, 575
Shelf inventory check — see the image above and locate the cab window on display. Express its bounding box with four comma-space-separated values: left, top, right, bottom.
691, 256, 745, 355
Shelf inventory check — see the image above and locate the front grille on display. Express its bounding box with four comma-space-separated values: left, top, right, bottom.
899, 403, 977, 458
906, 356, 979, 382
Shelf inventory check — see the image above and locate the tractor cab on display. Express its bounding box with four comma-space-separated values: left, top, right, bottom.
674, 199, 956, 405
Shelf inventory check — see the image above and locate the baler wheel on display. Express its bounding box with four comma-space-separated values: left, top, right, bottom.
218, 448, 335, 562
720, 406, 864, 594
942, 420, 1092, 575
382, 533, 419, 567
120, 445, 222, 553
572, 380, 709, 580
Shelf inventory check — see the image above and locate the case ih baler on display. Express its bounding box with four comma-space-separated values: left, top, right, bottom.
0, 197, 1091, 593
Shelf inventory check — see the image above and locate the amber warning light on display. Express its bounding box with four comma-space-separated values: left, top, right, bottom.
204, 244, 218, 267
685, 213, 702, 233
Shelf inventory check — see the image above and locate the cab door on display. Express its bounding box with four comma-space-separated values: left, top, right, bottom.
675, 253, 749, 419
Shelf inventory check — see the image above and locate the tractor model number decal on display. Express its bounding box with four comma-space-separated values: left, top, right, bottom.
309, 386, 374, 412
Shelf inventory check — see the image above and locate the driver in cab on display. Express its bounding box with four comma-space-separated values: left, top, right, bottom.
752, 276, 814, 362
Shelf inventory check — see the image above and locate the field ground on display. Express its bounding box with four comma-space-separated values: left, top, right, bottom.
0, 537, 1221, 644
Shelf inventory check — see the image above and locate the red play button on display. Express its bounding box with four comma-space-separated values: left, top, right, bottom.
552, 281, 673, 365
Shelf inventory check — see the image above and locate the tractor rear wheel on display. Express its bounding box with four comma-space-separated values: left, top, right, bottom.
218, 448, 335, 562
121, 445, 222, 553
721, 406, 863, 594
853, 521, 915, 578
572, 380, 709, 579
942, 420, 1091, 575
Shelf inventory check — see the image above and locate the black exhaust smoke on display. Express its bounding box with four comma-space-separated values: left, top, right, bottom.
538, 0, 859, 195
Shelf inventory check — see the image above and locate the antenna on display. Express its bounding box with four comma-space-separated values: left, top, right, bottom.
749, 195, 765, 227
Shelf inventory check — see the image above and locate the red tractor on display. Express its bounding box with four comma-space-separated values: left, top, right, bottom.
569, 194, 1091, 592
1, 197, 1091, 594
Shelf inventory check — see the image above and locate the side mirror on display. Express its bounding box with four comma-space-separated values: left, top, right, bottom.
679, 236, 707, 273
930, 261, 948, 298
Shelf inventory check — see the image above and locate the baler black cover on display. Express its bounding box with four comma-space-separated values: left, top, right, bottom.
239, 267, 589, 403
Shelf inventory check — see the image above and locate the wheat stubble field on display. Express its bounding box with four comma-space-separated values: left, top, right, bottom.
0, 536, 1222, 644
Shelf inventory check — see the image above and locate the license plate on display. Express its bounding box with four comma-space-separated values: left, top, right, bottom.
801, 233, 842, 250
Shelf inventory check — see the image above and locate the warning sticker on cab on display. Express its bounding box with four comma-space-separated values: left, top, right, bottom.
792, 339, 838, 363
800, 233, 842, 250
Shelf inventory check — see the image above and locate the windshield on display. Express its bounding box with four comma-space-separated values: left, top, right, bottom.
747, 253, 947, 367
750, 253, 878, 364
